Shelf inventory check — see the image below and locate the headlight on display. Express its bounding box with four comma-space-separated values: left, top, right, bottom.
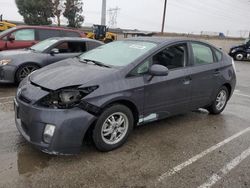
231, 49, 236, 53
0, 59, 11, 66
38, 86, 98, 109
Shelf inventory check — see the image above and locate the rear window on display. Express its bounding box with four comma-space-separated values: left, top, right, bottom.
214, 48, 223, 61
37, 29, 61, 40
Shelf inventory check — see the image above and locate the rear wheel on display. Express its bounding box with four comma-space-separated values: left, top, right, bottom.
207, 86, 229, 115
16, 64, 39, 83
92, 104, 134, 151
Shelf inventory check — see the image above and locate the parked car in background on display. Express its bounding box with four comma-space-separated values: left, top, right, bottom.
0, 37, 103, 83
0, 26, 86, 51
229, 38, 250, 61
14, 37, 236, 154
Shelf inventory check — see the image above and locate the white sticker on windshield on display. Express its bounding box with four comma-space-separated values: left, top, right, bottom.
129, 44, 146, 50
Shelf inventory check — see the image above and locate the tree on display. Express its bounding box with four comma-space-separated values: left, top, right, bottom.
16, 0, 54, 25
52, 0, 64, 26
63, 0, 84, 28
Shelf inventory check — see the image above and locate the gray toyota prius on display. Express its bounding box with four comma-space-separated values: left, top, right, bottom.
14, 37, 236, 154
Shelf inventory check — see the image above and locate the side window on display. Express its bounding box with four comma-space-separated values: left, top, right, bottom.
12, 29, 35, 41
54, 42, 86, 53
152, 43, 187, 69
129, 59, 151, 76
87, 41, 102, 50
37, 29, 61, 40
64, 31, 80, 37
191, 43, 214, 65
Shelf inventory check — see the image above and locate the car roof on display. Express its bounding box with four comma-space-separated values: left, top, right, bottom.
124, 37, 221, 50
46, 37, 104, 44
14, 25, 83, 32
124, 37, 187, 44
124, 37, 208, 45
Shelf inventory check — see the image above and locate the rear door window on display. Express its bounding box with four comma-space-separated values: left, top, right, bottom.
12, 29, 35, 41
191, 43, 214, 65
37, 29, 61, 40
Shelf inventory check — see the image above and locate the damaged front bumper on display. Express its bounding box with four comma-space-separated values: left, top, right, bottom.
14, 95, 97, 155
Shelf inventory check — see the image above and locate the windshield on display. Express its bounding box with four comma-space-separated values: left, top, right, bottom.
79, 40, 157, 67
0, 27, 16, 38
244, 39, 250, 44
30, 38, 59, 52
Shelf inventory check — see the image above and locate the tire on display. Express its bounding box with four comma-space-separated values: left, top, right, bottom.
207, 86, 229, 115
92, 104, 134, 152
16, 64, 39, 83
234, 52, 244, 61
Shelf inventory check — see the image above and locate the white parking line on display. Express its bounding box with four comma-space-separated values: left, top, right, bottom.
157, 127, 250, 182
198, 146, 250, 188
234, 93, 250, 99
0, 101, 13, 105
0, 96, 14, 100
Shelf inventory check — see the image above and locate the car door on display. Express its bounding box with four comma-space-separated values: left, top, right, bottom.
142, 43, 192, 122
45, 41, 86, 65
6, 28, 36, 50
187, 42, 222, 109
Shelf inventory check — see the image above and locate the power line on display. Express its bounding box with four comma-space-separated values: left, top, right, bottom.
107, 7, 120, 28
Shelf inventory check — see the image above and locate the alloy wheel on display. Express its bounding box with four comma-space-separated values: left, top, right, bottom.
101, 112, 129, 145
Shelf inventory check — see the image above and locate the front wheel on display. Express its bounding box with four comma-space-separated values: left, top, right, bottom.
16, 64, 39, 83
207, 86, 229, 115
234, 52, 244, 61
92, 104, 134, 151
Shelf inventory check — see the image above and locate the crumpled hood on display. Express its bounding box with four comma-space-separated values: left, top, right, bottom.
0, 49, 31, 59
30, 58, 115, 90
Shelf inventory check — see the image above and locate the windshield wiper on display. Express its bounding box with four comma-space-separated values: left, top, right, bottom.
80, 58, 111, 68
25, 47, 35, 51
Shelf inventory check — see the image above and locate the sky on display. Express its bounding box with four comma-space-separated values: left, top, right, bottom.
1, 0, 250, 37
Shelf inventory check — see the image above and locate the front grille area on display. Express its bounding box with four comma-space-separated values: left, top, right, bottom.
19, 94, 31, 104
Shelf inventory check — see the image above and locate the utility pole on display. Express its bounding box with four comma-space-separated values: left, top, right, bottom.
101, 0, 107, 25
161, 0, 168, 34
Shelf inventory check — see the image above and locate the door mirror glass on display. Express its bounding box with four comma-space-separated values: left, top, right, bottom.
8, 34, 15, 41
50, 48, 59, 55
149, 64, 169, 76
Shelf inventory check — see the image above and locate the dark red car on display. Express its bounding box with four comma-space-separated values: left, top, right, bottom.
0, 25, 86, 51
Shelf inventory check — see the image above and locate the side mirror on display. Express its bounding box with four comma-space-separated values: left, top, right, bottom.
50, 48, 59, 55
149, 64, 169, 76
8, 34, 15, 41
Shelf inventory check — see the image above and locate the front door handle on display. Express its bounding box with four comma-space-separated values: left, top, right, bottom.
214, 69, 220, 76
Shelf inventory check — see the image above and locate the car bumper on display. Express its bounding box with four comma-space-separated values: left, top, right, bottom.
14, 97, 97, 155
0, 65, 16, 83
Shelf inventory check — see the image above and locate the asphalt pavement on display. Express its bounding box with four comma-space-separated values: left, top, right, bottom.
0, 61, 250, 188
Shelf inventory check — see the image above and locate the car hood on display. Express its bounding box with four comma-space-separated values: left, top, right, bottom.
30, 58, 116, 90
231, 44, 244, 49
0, 49, 32, 59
